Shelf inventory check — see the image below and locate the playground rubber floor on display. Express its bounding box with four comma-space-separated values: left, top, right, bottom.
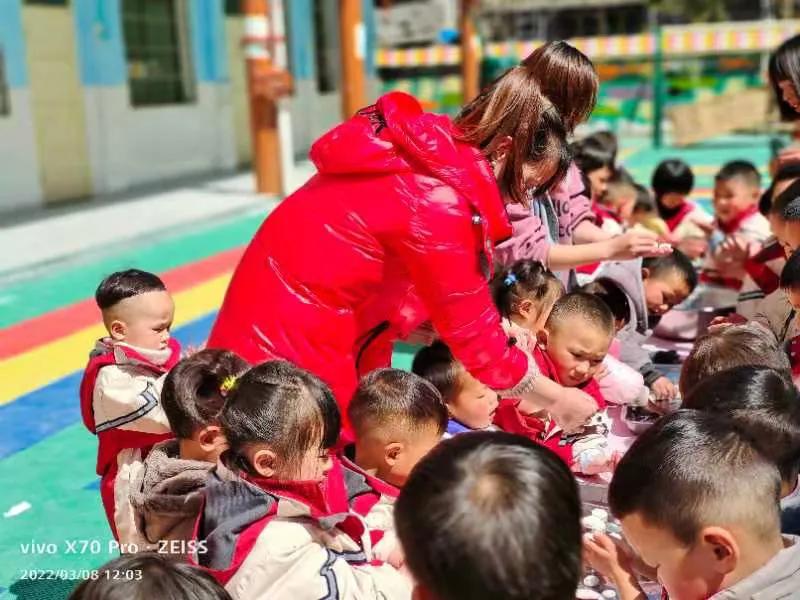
0, 134, 777, 599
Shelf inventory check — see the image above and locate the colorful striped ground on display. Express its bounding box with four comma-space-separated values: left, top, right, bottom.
0, 134, 776, 599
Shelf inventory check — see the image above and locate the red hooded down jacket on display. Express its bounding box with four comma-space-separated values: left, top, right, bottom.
208, 92, 529, 420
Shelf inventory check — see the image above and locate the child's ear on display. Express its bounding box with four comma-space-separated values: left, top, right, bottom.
197, 425, 226, 452
384, 442, 403, 467
536, 328, 549, 347
641, 267, 651, 281
700, 526, 739, 576
251, 448, 277, 478
518, 299, 534, 319
109, 319, 127, 341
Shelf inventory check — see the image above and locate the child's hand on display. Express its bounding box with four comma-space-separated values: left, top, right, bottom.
551, 388, 598, 434
386, 546, 405, 570
649, 376, 676, 401
584, 532, 634, 580
716, 234, 752, 267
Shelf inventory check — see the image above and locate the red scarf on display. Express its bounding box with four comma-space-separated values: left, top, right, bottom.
718, 204, 758, 235
664, 202, 695, 232
591, 201, 621, 228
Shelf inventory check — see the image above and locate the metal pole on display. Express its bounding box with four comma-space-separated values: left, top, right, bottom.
460, 0, 480, 103
243, 0, 282, 195
651, 16, 664, 149
340, 0, 367, 118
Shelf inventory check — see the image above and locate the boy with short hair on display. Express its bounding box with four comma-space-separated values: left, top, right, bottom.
684, 366, 800, 536
395, 431, 582, 600
347, 368, 448, 488
412, 342, 499, 437
79, 269, 180, 543
586, 411, 800, 600
652, 158, 712, 258
698, 160, 770, 306
494, 292, 617, 474
678, 323, 791, 397
594, 250, 697, 401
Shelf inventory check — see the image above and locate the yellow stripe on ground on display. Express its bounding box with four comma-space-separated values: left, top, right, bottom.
0, 274, 231, 406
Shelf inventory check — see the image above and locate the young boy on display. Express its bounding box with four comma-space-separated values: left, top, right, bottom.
394, 431, 582, 600
678, 323, 791, 397
495, 292, 617, 475
129, 349, 249, 551
736, 164, 800, 318
347, 368, 448, 488
698, 161, 770, 307
684, 366, 800, 536
594, 250, 697, 401
412, 341, 499, 437
585, 411, 800, 600
652, 159, 712, 259
79, 269, 180, 543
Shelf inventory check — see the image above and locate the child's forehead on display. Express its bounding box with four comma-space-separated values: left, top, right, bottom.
715, 175, 758, 191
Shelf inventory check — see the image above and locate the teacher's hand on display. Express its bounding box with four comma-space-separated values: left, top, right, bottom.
550, 387, 598, 434
607, 230, 672, 262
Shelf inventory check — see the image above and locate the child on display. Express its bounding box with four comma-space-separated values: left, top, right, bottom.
683, 366, 800, 536
412, 341, 499, 436
79, 269, 180, 543
629, 183, 670, 238
585, 411, 800, 600
129, 349, 249, 550
602, 178, 637, 230
780, 248, 800, 383
594, 251, 697, 400
490, 259, 564, 354
68, 552, 232, 600
735, 165, 800, 319
580, 278, 648, 406
572, 132, 616, 207
494, 292, 617, 475
394, 431, 582, 600
679, 323, 791, 397
697, 160, 770, 307
193, 360, 410, 598
652, 158, 712, 258
347, 368, 448, 488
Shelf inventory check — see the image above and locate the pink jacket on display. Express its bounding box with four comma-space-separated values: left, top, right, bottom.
494, 162, 594, 269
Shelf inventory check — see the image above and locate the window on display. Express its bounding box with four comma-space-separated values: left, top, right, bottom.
0, 47, 9, 117
121, 0, 195, 106
313, 0, 340, 93
225, 0, 242, 15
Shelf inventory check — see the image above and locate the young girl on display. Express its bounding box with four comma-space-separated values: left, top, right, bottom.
192, 360, 410, 600
130, 349, 249, 551
490, 259, 564, 354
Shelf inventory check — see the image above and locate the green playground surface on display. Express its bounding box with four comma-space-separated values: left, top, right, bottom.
0, 132, 780, 599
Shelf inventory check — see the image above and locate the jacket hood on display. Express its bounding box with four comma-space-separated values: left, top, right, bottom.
595, 259, 649, 334
129, 440, 213, 543
310, 91, 511, 244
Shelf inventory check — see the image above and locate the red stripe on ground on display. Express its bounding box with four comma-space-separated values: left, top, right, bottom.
0, 247, 243, 360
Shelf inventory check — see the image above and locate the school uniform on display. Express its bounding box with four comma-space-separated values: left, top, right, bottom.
79, 337, 180, 544
737, 239, 785, 321
192, 457, 410, 600
493, 344, 611, 474
663, 201, 713, 241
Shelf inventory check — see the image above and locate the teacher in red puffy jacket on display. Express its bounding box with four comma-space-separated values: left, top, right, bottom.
208, 65, 660, 435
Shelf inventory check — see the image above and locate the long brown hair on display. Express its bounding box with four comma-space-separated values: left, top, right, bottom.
454, 67, 570, 205
521, 41, 598, 133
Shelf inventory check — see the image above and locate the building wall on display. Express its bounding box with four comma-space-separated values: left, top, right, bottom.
0, 1, 41, 213
225, 16, 252, 166
73, 0, 236, 196
22, 4, 92, 204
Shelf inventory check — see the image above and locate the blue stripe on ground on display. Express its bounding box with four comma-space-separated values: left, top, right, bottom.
0, 312, 217, 460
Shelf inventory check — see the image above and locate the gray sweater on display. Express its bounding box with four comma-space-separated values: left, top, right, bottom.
593, 259, 664, 387
711, 535, 800, 599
